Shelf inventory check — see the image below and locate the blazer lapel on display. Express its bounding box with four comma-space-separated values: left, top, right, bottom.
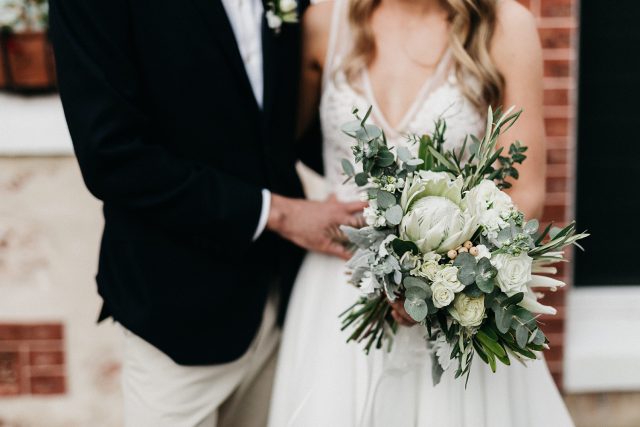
187, 0, 259, 111
261, 16, 278, 124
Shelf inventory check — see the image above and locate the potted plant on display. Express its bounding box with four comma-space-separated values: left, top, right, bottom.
0, 0, 56, 92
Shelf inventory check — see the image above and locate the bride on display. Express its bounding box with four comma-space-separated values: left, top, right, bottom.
269, 0, 574, 426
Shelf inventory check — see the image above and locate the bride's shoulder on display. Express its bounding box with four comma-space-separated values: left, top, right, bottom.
493, 0, 538, 44
303, 0, 335, 34
491, 0, 542, 74
301, 0, 336, 66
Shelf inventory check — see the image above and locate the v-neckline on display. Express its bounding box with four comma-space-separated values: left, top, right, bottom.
362, 50, 451, 137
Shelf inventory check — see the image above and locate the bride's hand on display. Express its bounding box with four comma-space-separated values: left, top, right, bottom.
390, 298, 418, 327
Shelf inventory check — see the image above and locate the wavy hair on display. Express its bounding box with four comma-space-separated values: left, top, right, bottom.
344, 0, 504, 109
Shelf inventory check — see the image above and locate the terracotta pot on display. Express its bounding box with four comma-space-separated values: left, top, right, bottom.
0, 31, 56, 91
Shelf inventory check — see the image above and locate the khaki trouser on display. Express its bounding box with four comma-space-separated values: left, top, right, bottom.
121, 295, 279, 427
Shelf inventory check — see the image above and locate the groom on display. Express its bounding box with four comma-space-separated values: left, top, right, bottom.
49, 0, 363, 425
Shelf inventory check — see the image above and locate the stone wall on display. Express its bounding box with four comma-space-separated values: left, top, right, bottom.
0, 157, 121, 427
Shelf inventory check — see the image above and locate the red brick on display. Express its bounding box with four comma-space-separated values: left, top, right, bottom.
544, 89, 570, 106
30, 350, 65, 366
546, 176, 567, 193
540, 316, 566, 335
0, 352, 21, 396
541, 0, 573, 17
0, 323, 64, 341
544, 59, 571, 77
30, 375, 66, 395
22, 324, 63, 341
538, 289, 567, 308
547, 148, 568, 165
539, 28, 572, 49
0, 325, 25, 340
545, 118, 569, 137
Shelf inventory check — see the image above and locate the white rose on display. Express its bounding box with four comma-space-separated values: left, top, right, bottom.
465, 180, 515, 233
265, 10, 282, 29
431, 282, 455, 308
415, 253, 441, 281
399, 173, 477, 253
448, 293, 485, 327
418, 260, 441, 281
434, 266, 464, 292
474, 244, 492, 260
492, 252, 533, 295
280, 0, 298, 13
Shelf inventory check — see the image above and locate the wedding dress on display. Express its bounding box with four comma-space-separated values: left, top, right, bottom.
268, 1, 574, 425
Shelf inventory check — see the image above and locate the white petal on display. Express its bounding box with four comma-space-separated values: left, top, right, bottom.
518, 293, 557, 315
529, 274, 566, 289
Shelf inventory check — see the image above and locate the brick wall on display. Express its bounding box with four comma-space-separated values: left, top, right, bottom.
517, 0, 578, 389
0, 323, 66, 396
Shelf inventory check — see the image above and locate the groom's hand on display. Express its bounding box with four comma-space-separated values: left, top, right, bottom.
267, 194, 367, 260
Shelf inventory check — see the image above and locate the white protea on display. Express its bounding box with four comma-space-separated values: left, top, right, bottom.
399, 171, 478, 254
517, 274, 566, 315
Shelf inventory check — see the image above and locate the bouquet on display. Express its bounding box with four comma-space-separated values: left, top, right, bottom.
339, 106, 588, 385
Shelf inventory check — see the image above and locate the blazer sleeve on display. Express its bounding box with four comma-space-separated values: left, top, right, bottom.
49, 0, 263, 246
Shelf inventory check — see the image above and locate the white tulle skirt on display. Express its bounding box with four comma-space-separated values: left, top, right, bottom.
268, 252, 575, 427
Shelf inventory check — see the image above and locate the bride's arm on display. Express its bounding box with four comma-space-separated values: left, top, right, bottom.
296, 1, 333, 138
491, 0, 546, 219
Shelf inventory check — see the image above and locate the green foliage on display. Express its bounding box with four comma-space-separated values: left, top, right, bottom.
391, 239, 420, 257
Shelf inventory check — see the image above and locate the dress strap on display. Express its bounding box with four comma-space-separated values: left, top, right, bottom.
322, 0, 349, 88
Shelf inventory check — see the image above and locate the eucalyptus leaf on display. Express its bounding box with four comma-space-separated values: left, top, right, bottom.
377, 190, 396, 209
397, 146, 412, 162
453, 252, 477, 269
404, 297, 429, 322
405, 286, 428, 301
495, 305, 516, 334
515, 323, 529, 349
512, 307, 536, 326
341, 159, 355, 177
532, 328, 546, 345
385, 205, 403, 226
356, 124, 382, 142
377, 150, 396, 167
341, 120, 362, 135
355, 172, 369, 186
475, 257, 497, 293
463, 284, 483, 297
453, 252, 477, 285
404, 277, 431, 295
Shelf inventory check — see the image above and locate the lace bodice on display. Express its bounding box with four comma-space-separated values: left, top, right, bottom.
318, 0, 485, 201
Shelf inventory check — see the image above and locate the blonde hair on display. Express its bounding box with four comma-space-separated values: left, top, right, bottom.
344, 0, 504, 109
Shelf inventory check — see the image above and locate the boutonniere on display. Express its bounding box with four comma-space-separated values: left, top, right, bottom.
266, 0, 298, 34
